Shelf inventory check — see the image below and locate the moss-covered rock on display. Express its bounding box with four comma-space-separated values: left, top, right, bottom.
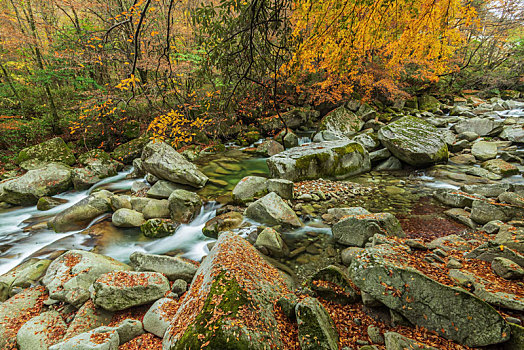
418, 95, 440, 112
296, 297, 338, 350
77, 149, 111, 165
111, 136, 149, 164
267, 140, 371, 181
202, 211, 243, 239
348, 246, 510, 347
141, 218, 179, 238
17, 137, 75, 166
163, 232, 290, 349
378, 116, 448, 167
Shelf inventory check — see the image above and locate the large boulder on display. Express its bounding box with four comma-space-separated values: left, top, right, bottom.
0, 163, 72, 205
453, 118, 503, 136
418, 95, 440, 112
141, 141, 208, 188
163, 233, 290, 349
295, 297, 338, 350
42, 250, 131, 307
245, 192, 302, 228
49, 190, 112, 232
317, 105, 364, 137
377, 116, 448, 166
91, 271, 170, 311
332, 212, 404, 247
267, 140, 371, 181
129, 251, 198, 282
17, 137, 75, 166
348, 246, 509, 347
232, 176, 268, 203
16, 310, 67, 350
168, 189, 202, 223
0, 287, 47, 349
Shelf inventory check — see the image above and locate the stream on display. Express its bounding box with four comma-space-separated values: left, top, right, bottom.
0, 107, 523, 275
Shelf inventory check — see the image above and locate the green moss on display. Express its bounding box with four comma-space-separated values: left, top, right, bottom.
173, 272, 252, 350
295, 152, 331, 171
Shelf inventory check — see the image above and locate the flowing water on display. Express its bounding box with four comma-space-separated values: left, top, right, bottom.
0, 107, 523, 275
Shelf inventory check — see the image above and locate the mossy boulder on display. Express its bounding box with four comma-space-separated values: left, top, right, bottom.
0, 163, 72, 205
348, 246, 510, 347
78, 149, 111, 165
378, 116, 448, 166
17, 137, 75, 166
296, 297, 338, 350
418, 95, 440, 112
267, 140, 371, 181
111, 136, 149, 164
141, 218, 179, 238
318, 105, 364, 137
163, 232, 290, 349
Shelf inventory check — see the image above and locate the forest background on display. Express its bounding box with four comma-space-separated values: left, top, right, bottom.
0, 0, 522, 165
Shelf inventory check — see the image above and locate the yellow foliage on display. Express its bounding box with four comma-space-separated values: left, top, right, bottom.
147, 110, 209, 148
285, 0, 479, 100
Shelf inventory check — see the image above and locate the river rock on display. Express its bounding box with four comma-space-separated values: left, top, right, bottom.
267, 179, 294, 200
384, 332, 438, 350
168, 189, 202, 223
296, 297, 338, 350
141, 218, 179, 238
352, 132, 380, 151
472, 141, 498, 161
505, 323, 524, 350
0, 258, 50, 301
37, 196, 67, 211
72, 159, 120, 190
418, 95, 441, 112
202, 211, 243, 238
348, 246, 510, 347
64, 300, 113, 339
245, 192, 302, 227
0, 287, 47, 349
274, 129, 299, 148
308, 265, 359, 304
267, 140, 370, 181
499, 192, 524, 206
16, 310, 66, 350
91, 271, 170, 311
377, 116, 448, 166
112, 208, 145, 227
129, 251, 197, 282
482, 159, 519, 177
163, 232, 290, 349
147, 180, 186, 199
453, 118, 503, 136
0, 163, 72, 205
42, 250, 131, 307
256, 139, 284, 156
461, 183, 511, 197
470, 199, 519, 224
142, 198, 170, 219
500, 126, 524, 143
492, 257, 524, 279
466, 242, 524, 267
232, 176, 268, 203
141, 141, 208, 188
49, 190, 112, 232
328, 207, 370, 222
143, 298, 178, 337
318, 104, 364, 137
433, 189, 479, 208
369, 148, 391, 163
255, 227, 288, 257
332, 212, 404, 247
374, 156, 402, 171
17, 137, 75, 166
49, 327, 119, 350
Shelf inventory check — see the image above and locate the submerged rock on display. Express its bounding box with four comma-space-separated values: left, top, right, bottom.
141, 141, 208, 188
245, 192, 302, 228
163, 232, 290, 349
348, 246, 509, 347
377, 116, 448, 166
267, 140, 370, 181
